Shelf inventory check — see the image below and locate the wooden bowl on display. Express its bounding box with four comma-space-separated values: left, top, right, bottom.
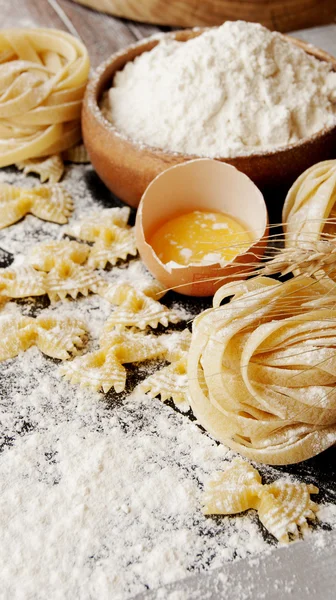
74, 0, 336, 33
82, 29, 336, 208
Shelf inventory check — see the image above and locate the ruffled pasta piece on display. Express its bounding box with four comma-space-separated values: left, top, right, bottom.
0, 311, 87, 361
102, 282, 180, 330
16, 154, 64, 183
188, 276, 336, 465
63, 144, 89, 163
29, 240, 89, 271
258, 481, 319, 543
30, 185, 73, 224
0, 29, 89, 167
61, 326, 167, 394
66, 208, 138, 268
0, 183, 31, 228
100, 327, 167, 364
0, 265, 47, 299
203, 459, 262, 515
140, 330, 191, 404
28, 240, 104, 301
0, 182, 73, 229
202, 459, 319, 543
46, 262, 104, 302
141, 360, 188, 404
66, 208, 131, 240
0, 313, 36, 360
35, 314, 87, 359
60, 348, 127, 393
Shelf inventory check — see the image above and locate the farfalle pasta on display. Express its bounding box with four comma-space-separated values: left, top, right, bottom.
29, 240, 105, 301
0, 311, 87, 361
141, 330, 191, 404
0, 241, 105, 304
0, 265, 47, 299
101, 282, 180, 330
61, 326, 167, 393
66, 208, 137, 268
0, 183, 73, 229
0, 28, 89, 166
203, 459, 319, 543
188, 276, 336, 465
16, 154, 64, 183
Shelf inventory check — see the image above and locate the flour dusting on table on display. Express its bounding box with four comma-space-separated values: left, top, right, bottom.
0, 164, 335, 599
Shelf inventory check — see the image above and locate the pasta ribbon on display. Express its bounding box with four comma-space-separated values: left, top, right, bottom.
188, 276, 336, 465
203, 459, 319, 543
283, 160, 336, 248
0, 28, 89, 166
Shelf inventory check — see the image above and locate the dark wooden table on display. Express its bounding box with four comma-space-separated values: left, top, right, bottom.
1, 0, 162, 66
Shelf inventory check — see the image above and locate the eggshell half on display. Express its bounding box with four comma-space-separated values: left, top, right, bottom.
135, 159, 268, 296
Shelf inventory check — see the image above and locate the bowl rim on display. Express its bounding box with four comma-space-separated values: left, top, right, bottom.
84, 27, 336, 161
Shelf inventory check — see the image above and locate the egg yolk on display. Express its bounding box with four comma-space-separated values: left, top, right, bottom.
149, 210, 253, 266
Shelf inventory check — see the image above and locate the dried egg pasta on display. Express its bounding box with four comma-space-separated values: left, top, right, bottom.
66, 208, 138, 268
62, 144, 89, 163
203, 459, 319, 543
141, 330, 191, 404
61, 327, 167, 393
0, 182, 73, 228
101, 282, 180, 330
0, 28, 89, 166
29, 240, 105, 301
0, 265, 47, 298
0, 311, 87, 361
16, 154, 64, 183
188, 276, 336, 465
283, 160, 336, 248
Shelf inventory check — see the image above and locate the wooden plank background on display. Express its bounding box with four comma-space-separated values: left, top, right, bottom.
1, 0, 162, 67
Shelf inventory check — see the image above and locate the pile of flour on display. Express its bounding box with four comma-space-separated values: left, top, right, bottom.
107, 21, 336, 157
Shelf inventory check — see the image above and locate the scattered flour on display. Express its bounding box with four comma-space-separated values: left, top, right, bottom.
0, 164, 335, 599
107, 21, 336, 158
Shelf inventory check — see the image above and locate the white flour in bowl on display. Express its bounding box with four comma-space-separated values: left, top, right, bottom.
107, 21, 336, 158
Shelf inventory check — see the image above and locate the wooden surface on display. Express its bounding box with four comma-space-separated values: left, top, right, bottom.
73, 0, 335, 32
0, 0, 161, 67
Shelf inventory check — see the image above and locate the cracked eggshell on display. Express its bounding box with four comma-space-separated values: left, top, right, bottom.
135, 159, 268, 296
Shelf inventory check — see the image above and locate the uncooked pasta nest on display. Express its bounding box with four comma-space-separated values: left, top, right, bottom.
283, 159, 336, 248
188, 275, 336, 465
0, 28, 89, 166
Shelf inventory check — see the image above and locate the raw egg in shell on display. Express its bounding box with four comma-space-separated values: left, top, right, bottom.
135, 159, 268, 296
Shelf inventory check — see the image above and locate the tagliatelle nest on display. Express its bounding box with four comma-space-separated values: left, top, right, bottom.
188, 275, 336, 465
0, 28, 90, 167
203, 459, 319, 543
283, 159, 336, 249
